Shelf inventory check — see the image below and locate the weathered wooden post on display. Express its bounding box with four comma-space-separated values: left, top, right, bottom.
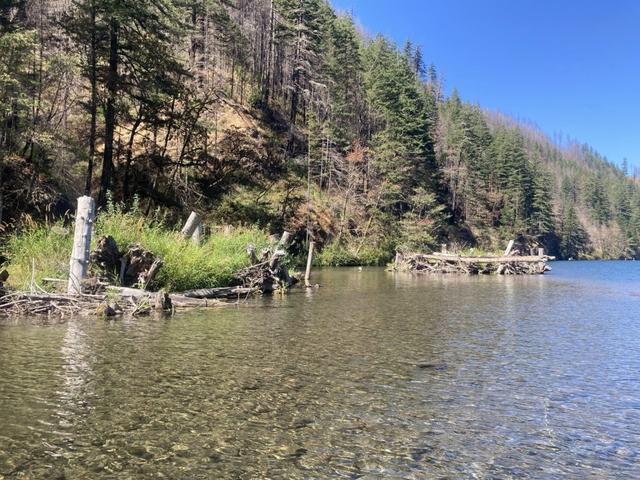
538, 247, 545, 257
441, 243, 448, 254
68, 196, 96, 295
191, 223, 203, 245
304, 241, 315, 287
504, 240, 515, 256
180, 211, 201, 239
277, 231, 293, 249
394, 252, 403, 269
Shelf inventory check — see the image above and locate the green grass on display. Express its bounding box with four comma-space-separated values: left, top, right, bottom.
2, 206, 270, 292
2, 223, 73, 291
315, 241, 390, 267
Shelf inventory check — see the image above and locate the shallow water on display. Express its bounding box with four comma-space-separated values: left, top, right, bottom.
1, 261, 639, 479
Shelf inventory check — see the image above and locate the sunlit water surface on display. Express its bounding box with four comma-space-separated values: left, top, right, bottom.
1, 261, 639, 479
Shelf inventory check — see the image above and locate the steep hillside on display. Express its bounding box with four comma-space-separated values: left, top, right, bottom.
1, 0, 639, 261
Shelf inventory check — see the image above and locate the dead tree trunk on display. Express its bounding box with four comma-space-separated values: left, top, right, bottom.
304, 241, 315, 287
68, 196, 96, 294
180, 211, 202, 239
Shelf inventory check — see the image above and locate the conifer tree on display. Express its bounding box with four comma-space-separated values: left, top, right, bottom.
560, 204, 588, 258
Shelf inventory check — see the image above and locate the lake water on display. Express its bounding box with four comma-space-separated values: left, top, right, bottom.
1, 261, 639, 479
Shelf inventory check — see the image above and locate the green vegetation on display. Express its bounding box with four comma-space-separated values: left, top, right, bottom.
1, 0, 640, 266
315, 241, 389, 267
3, 205, 269, 291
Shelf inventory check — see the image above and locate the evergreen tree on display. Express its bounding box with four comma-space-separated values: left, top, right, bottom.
63, 0, 189, 204
326, 14, 363, 152
583, 173, 610, 226
528, 160, 555, 236
363, 36, 435, 209
276, 0, 330, 126
560, 204, 588, 259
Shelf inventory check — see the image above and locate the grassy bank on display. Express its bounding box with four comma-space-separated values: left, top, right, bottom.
2, 206, 270, 292
315, 241, 391, 267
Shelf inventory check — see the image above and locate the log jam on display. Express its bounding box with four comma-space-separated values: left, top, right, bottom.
394, 251, 555, 275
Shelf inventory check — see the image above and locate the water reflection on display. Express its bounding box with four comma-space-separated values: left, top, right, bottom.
0, 262, 639, 478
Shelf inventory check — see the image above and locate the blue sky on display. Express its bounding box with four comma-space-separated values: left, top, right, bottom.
330, 0, 640, 172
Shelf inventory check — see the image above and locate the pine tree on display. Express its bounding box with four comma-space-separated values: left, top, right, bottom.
326, 14, 363, 153
276, 0, 330, 126
583, 173, 610, 226
364, 36, 434, 210
560, 204, 588, 259
527, 160, 555, 236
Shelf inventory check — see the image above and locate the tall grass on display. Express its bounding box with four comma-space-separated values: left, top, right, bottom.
2, 224, 73, 290
2, 202, 269, 292
315, 241, 389, 267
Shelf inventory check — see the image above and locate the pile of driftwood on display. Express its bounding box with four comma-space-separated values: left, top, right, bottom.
0, 287, 223, 318
161, 231, 300, 301
236, 232, 298, 292
395, 242, 554, 275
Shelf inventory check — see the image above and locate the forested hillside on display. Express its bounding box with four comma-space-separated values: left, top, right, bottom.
2, 0, 639, 261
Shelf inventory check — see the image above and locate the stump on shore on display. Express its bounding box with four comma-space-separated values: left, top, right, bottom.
0, 269, 8, 297
90, 237, 162, 289
235, 232, 298, 293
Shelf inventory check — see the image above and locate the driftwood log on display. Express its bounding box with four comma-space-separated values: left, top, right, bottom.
68, 196, 96, 294
181, 286, 255, 299
180, 211, 202, 239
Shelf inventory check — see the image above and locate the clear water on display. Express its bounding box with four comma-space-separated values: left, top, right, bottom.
1, 261, 639, 479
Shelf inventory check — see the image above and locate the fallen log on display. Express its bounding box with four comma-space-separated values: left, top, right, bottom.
181, 286, 255, 299
418, 253, 555, 263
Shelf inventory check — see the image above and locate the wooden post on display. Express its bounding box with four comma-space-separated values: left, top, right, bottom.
304, 241, 315, 287
68, 196, 96, 294
504, 240, 515, 256
441, 244, 447, 254
538, 247, 545, 257
180, 211, 201, 239
191, 223, 203, 245
277, 231, 293, 249
394, 252, 403, 269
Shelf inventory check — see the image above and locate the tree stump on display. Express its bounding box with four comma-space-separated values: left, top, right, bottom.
120, 244, 162, 288
90, 235, 121, 273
